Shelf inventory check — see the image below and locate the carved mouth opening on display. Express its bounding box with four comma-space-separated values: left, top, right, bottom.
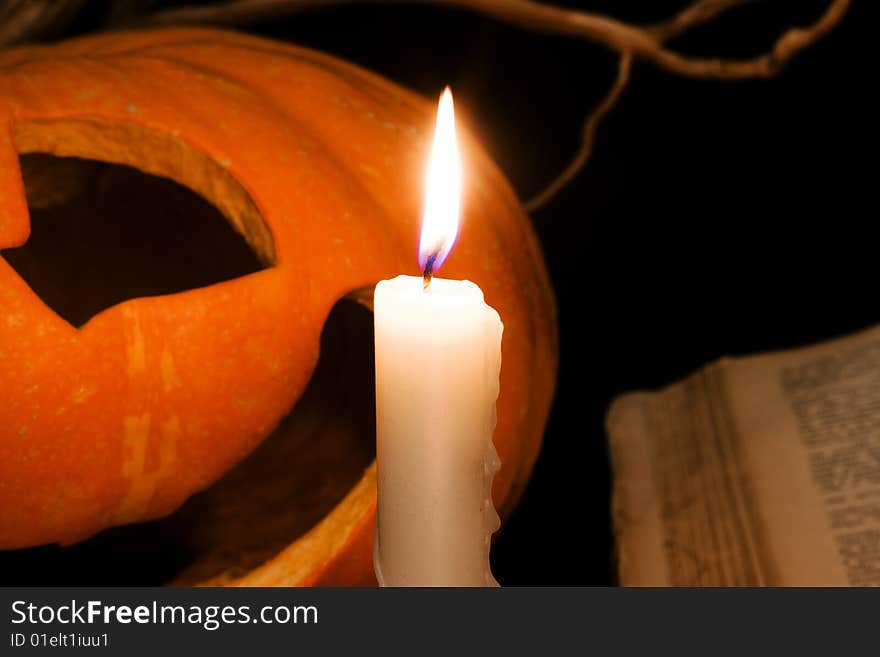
0, 298, 376, 585
0, 144, 376, 584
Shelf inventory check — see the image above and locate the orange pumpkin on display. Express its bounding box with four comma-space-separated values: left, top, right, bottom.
0, 28, 557, 585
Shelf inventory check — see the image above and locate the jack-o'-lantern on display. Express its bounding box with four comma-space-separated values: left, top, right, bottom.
0, 28, 557, 585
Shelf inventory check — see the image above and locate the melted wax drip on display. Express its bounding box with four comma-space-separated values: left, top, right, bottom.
482, 313, 503, 587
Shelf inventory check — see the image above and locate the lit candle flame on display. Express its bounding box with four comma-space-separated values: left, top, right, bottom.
419, 87, 462, 279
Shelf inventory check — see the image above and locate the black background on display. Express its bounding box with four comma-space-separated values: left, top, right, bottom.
20, 0, 877, 585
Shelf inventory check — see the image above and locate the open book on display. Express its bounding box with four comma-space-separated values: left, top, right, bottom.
607, 326, 880, 586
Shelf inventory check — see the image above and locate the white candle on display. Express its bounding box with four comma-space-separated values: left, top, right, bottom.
372, 89, 503, 587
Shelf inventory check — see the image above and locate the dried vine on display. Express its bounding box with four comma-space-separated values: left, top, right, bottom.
1, 0, 852, 210
137, 0, 855, 210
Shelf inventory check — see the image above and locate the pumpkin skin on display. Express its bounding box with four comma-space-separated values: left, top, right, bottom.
0, 28, 557, 584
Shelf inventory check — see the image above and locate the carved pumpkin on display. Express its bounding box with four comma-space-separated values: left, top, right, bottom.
0, 28, 557, 585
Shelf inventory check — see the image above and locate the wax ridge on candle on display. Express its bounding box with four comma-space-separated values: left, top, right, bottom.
482, 305, 503, 587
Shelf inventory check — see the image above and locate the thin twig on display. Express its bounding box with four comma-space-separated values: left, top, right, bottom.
137, 0, 851, 210
525, 0, 756, 209
525, 0, 759, 210
648, 0, 758, 40
0, 0, 86, 46
525, 0, 848, 209
142, 0, 849, 79
524, 52, 632, 212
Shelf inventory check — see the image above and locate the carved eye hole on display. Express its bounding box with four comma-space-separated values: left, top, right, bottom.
3, 153, 269, 328
1, 149, 376, 585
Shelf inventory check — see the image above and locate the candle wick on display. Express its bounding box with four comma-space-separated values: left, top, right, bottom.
422, 252, 438, 291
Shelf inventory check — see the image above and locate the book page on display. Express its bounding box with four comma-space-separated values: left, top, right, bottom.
608, 326, 880, 586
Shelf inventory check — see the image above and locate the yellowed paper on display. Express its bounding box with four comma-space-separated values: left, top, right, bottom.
608, 326, 880, 586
